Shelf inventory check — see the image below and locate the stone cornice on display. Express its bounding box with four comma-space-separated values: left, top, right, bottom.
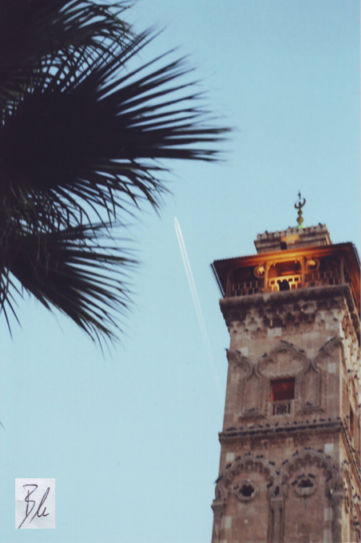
220, 284, 360, 344
219, 417, 361, 486
221, 284, 350, 312
340, 422, 361, 485
219, 417, 343, 443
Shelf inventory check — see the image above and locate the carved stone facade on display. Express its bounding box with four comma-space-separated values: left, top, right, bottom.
211, 226, 361, 543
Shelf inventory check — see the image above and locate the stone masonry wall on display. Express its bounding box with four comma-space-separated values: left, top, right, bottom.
211, 285, 361, 543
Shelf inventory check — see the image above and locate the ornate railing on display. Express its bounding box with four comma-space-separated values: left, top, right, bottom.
228, 270, 344, 297
272, 401, 292, 416
303, 270, 341, 288
268, 274, 302, 292
230, 279, 263, 296
227, 256, 350, 298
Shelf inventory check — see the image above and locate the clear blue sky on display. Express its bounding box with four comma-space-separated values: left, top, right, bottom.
0, 1, 359, 542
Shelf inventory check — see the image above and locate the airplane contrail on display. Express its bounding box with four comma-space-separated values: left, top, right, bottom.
174, 217, 222, 400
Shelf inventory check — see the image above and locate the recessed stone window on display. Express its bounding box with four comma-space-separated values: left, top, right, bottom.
292, 474, 317, 497
270, 378, 295, 415
234, 481, 258, 502
271, 378, 295, 402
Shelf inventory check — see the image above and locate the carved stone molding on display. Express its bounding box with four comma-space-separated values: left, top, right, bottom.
220, 284, 355, 333
342, 466, 353, 515
257, 340, 310, 378
299, 362, 322, 413
220, 418, 343, 443
314, 336, 344, 368
280, 448, 341, 490
280, 448, 343, 542
226, 337, 345, 419
226, 349, 252, 378
226, 349, 267, 419
292, 473, 317, 497
211, 453, 278, 543
212, 448, 343, 543
240, 370, 267, 418
233, 479, 258, 503
213, 452, 277, 503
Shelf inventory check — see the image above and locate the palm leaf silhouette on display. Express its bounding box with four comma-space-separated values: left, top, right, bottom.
0, 1, 229, 343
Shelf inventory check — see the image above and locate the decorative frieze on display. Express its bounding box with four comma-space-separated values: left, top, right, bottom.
221, 285, 354, 332
225, 337, 343, 422
212, 448, 343, 543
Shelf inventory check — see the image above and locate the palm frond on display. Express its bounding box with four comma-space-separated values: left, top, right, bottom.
0, 0, 132, 103
0, 223, 134, 342
0, 5, 230, 343
0, 33, 229, 235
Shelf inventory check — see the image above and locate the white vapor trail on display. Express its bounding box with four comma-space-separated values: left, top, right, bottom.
174, 217, 221, 399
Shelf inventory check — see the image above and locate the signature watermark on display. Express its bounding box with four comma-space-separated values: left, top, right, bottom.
15, 478, 55, 529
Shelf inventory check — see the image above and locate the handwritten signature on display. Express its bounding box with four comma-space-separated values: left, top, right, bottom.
18, 484, 50, 529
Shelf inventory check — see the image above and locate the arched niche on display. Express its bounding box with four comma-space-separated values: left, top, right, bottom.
241, 367, 266, 418
280, 449, 343, 543
257, 340, 309, 379
314, 336, 344, 372
226, 349, 252, 380
300, 362, 322, 412
227, 350, 266, 419
314, 336, 344, 417
257, 341, 310, 416
212, 454, 277, 543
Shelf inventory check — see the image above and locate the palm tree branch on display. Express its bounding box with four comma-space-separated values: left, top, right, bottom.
0, 224, 134, 342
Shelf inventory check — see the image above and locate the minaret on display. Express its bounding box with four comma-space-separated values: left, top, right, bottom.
210, 196, 361, 543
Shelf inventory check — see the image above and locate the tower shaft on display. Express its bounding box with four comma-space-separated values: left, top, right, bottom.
211, 225, 361, 543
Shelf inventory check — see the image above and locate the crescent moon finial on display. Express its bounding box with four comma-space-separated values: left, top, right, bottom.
294, 192, 306, 228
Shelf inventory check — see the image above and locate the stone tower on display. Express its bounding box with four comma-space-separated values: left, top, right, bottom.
210, 219, 361, 542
